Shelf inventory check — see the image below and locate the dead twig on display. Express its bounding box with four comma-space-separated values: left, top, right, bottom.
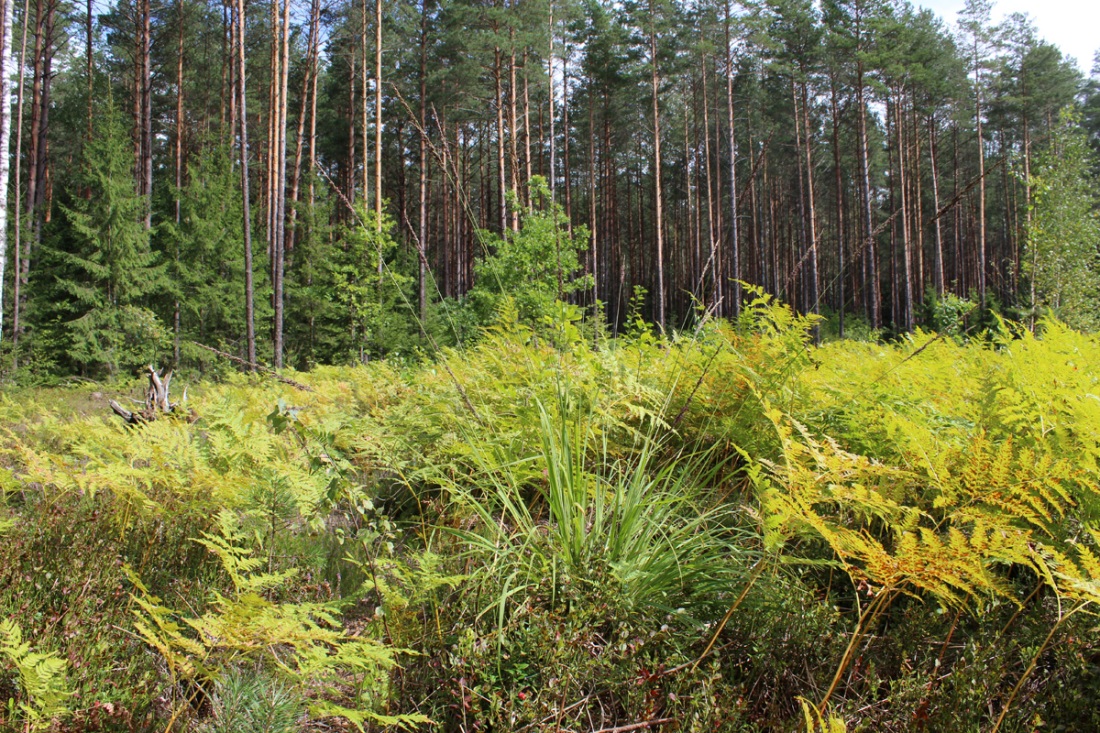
590, 718, 676, 733
189, 341, 314, 392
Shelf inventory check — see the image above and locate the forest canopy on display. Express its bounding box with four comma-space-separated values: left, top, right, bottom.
0, 0, 1096, 377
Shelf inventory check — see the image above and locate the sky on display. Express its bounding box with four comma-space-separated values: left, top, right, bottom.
917, 0, 1099, 74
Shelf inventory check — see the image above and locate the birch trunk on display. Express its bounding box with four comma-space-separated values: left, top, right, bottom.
0, 0, 13, 340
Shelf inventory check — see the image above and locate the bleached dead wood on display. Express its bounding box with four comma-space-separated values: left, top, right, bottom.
109, 365, 177, 424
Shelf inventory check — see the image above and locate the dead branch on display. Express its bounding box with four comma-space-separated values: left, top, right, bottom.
590, 718, 676, 733
189, 341, 314, 392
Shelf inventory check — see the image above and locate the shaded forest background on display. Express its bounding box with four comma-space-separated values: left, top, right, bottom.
1, 0, 1100, 378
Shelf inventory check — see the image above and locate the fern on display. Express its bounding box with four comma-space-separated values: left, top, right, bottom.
128, 514, 427, 730
0, 620, 72, 730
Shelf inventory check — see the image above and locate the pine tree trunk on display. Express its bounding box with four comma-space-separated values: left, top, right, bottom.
649, 25, 665, 330
523, 50, 532, 197
547, 4, 555, 200
856, 57, 879, 328
800, 76, 820, 338
273, 0, 290, 368
374, 0, 383, 235
361, 0, 369, 207
974, 40, 986, 308
25, 0, 42, 227
85, 0, 91, 138
830, 77, 845, 337
895, 88, 912, 331
236, 0, 256, 368
725, 0, 739, 318
928, 114, 945, 298
174, 0, 185, 363
495, 47, 506, 233
417, 0, 428, 328
701, 58, 716, 310
288, 0, 320, 252
562, 46, 572, 235
141, 0, 152, 229
508, 37, 519, 230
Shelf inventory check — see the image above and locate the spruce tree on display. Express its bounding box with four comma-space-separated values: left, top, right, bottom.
52, 99, 168, 376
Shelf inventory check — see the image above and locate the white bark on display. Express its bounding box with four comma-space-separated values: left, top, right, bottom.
0, 0, 14, 341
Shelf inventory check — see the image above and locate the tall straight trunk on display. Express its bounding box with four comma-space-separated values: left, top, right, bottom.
11, 0, 29, 350
132, 0, 141, 194
523, 51, 532, 195
725, 0, 739, 317
141, 0, 152, 229
273, 0, 290, 368
361, 0, 369, 206
856, 56, 879, 328
999, 129, 1011, 305
791, 79, 808, 311
25, 0, 43, 226
288, 0, 321, 251
308, 25, 318, 208
221, 1, 229, 136
894, 88, 912, 331
494, 47, 506, 233
649, 25, 665, 329
1024, 111, 1036, 326
174, 0, 185, 363
347, 57, 356, 217
547, 3, 555, 200
953, 121, 963, 296
508, 36, 519, 230
800, 75, 820, 335
886, 96, 897, 326
265, 0, 277, 250
830, 77, 845, 337
974, 40, 986, 308
85, 0, 91, 137
588, 96, 597, 311
174, 0, 185, 226
236, 0, 256, 367
27, 0, 51, 234
226, 4, 236, 146
417, 0, 428, 327
685, 105, 696, 306
31, 0, 52, 225
928, 114, 945, 297
701, 58, 716, 309
911, 104, 924, 299
374, 0, 383, 234
0, 0, 13, 340
562, 46, 571, 234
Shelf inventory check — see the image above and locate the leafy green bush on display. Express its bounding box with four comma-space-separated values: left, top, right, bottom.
461, 176, 592, 332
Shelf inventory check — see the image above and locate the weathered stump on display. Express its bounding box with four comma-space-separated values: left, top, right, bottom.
109, 365, 176, 424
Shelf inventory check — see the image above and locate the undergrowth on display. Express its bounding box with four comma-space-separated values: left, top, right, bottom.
1, 295, 1099, 731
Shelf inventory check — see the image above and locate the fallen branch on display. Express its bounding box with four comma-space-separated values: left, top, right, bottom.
189, 341, 314, 392
590, 718, 675, 733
